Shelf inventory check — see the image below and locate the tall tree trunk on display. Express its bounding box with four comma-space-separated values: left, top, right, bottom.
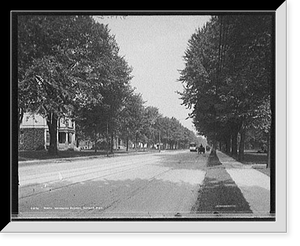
47, 112, 58, 155
225, 136, 231, 153
210, 138, 217, 156
18, 107, 24, 146
231, 131, 238, 157
94, 129, 97, 153
126, 136, 129, 152
110, 131, 114, 154
106, 120, 110, 156
267, 131, 271, 168
238, 127, 246, 161
219, 141, 222, 151
158, 131, 161, 152
135, 132, 138, 151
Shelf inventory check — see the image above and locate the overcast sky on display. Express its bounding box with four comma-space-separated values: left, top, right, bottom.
95, 15, 211, 133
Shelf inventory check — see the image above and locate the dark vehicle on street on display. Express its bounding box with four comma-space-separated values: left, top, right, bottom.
206, 145, 211, 151
198, 144, 205, 154
189, 142, 197, 152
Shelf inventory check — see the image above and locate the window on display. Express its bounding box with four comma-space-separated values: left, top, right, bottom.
58, 132, 66, 144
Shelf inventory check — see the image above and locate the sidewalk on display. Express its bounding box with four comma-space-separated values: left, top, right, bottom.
216, 150, 271, 217
193, 150, 271, 217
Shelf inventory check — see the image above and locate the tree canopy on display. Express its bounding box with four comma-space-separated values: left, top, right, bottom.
18, 15, 133, 154
178, 15, 273, 162
18, 15, 197, 154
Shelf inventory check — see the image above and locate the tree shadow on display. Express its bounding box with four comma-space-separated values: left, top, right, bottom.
152, 151, 208, 170
18, 170, 204, 218
194, 167, 252, 214
207, 151, 223, 167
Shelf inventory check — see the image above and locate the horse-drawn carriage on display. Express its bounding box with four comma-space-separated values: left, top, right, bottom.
198, 144, 205, 154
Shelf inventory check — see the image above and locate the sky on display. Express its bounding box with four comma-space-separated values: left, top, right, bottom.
95, 15, 211, 133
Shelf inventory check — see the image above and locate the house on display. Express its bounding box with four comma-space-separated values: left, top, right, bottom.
19, 113, 76, 151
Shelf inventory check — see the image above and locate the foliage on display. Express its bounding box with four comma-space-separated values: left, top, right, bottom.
18, 15, 198, 153
178, 15, 273, 158
18, 15, 131, 153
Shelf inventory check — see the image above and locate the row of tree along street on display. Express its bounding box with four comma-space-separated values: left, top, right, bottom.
17, 15, 198, 155
178, 15, 273, 166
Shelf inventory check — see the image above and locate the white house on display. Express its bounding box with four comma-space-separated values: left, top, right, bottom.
19, 113, 76, 151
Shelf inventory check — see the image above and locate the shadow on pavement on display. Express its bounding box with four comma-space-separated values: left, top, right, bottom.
207, 151, 223, 167
193, 151, 252, 214
18, 173, 203, 219
194, 175, 252, 214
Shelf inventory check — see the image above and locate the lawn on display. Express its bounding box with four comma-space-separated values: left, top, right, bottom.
18, 149, 108, 161
234, 150, 270, 177
241, 150, 268, 165
18, 148, 157, 161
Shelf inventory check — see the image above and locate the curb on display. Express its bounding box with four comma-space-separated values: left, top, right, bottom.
18, 155, 106, 165
18, 150, 162, 166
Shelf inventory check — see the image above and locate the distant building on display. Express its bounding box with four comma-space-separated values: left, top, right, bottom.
19, 113, 76, 151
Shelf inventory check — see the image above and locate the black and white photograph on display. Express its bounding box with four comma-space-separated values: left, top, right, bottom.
6, 5, 288, 233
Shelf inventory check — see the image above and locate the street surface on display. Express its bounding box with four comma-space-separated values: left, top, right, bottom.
18, 150, 271, 218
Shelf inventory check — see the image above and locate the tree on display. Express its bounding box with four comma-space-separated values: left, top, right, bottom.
219, 15, 273, 161
101, 55, 133, 153
179, 17, 224, 153
179, 15, 273, 162
117, 91, 145, 151
18, 15, 132, 155
142, 106, 161, 148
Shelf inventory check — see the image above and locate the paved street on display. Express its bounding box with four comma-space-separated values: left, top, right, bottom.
18, 150, 271, 218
